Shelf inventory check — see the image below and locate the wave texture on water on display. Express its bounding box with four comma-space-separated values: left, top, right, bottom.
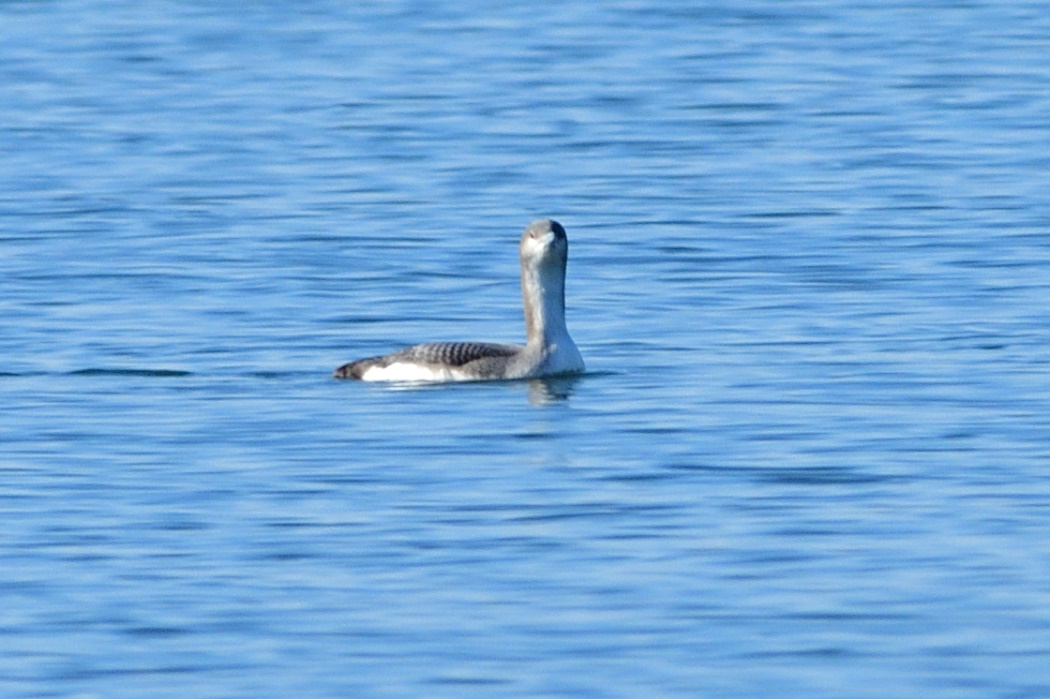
3, 1, 1050, 698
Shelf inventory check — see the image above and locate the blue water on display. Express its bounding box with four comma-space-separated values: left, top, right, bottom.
4, 1, 1050, 697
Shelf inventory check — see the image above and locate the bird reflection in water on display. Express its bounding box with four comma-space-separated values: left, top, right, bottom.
527, 375, 581, 405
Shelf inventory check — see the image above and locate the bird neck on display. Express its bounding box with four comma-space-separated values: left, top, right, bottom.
521, 257, 567, 347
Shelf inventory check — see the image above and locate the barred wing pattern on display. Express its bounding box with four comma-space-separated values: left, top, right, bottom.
333, 342, 521, 380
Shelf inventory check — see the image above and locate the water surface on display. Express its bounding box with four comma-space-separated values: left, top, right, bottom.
3, 1, 1050, 697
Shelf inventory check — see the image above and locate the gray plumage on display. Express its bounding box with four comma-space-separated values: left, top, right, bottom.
333, 342, 520, 380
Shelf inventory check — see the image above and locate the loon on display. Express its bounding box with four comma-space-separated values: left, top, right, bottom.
334, 219, 584, 382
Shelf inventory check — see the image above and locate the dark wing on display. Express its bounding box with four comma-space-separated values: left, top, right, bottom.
333, 342, 521, 380
395, 342, 519, 366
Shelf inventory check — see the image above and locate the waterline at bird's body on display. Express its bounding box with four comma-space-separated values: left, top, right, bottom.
333, 219, 584, 382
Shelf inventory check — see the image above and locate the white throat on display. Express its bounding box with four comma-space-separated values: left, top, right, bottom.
522, 256, 568, 347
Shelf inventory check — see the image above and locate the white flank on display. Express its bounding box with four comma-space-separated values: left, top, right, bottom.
359, 362, 458, 383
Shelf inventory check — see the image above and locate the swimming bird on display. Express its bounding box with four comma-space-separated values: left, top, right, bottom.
333, 219, 584, 382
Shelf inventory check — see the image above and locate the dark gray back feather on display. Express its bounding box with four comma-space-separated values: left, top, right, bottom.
333, 342, 522, 380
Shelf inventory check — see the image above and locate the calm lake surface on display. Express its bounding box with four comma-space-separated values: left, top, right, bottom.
4, 1, 1050, 697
